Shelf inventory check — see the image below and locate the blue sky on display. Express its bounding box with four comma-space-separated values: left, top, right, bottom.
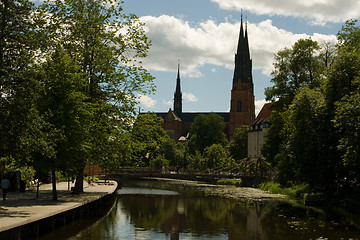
121, 0, 358, 115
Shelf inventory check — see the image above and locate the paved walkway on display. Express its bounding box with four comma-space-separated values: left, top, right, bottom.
0, 180, 118, 233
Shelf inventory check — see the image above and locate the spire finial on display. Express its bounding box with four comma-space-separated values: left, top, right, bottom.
241, 9, 243, 23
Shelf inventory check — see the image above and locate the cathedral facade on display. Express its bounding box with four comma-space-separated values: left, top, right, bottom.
155, 18, 255, 141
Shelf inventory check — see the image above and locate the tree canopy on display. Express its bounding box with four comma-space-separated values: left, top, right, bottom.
187, 113, 228, 154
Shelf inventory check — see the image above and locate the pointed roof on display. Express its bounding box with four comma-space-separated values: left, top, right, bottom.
233, 15, 253, 86
173, 61, 182, 117
256, 103, 272, 120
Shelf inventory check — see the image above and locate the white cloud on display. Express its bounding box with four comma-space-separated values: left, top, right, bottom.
162, 99, 172, 106
183, 92, 199, 102
255, 99, 270, 117
138, 94, 157, 108
140, 15, 337, 77
211, 0, 360, 25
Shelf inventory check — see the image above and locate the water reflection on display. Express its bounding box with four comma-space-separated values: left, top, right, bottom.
36, 180, 360, 240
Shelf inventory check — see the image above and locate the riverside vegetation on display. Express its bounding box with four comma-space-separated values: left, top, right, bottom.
1, 0, 360, 210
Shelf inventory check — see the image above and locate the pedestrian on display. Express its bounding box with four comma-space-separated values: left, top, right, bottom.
1, 178, 11, 201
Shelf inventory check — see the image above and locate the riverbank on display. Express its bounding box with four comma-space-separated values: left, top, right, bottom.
0, 180, 117, 240
147, 177, 287, 202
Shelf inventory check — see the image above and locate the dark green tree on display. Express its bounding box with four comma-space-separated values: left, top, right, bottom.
265, 38, 323, 109
203, 144, 232, 170
0, 0, 49, 173
40, 0, 155, 192
261, 111, 284, 168
131, 113, 169, 167
37, 46, 91, 199
187, 113, 228, 154
229, 126, 249, 161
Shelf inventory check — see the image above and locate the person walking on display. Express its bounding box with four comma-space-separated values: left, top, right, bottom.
1, 178, 11, 201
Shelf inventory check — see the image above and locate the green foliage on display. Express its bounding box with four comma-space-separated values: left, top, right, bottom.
258, 181, 309, 199
229, 125, 248, 161
149, 155, 169, 169
203, 144, 232, 170
187, 151, 205, 170
131, 113, 170, 166
159, 138, 185, 167
265, 38, 324, 108
0, 0, 45, 165
187, 113, 228, 154
334, 93, 360, 190
217, 178, 242, 187
263, 20, 360, 200
261, 111, 284, 167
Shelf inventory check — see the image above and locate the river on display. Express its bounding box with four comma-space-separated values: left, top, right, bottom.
34, 178, 360, 240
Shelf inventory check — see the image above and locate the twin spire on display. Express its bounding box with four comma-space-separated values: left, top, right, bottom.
173, 14, 252, 116
233, 12, 253, 87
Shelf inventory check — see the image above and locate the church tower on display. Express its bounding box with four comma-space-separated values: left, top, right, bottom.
229, 16, 255, 138
173, 62, 182, 117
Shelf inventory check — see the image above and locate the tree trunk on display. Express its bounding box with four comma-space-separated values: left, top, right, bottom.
52, 169, 57, 201
72, 169, 84, 194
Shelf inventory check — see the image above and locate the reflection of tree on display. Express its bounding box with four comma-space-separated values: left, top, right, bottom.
118, 193, 276, 239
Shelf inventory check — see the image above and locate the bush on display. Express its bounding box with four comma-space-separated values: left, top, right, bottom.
150, 155, 169, 169
258, 181, 309, 199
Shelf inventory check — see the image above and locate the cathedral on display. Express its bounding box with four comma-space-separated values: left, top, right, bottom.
154, 18, 255, 142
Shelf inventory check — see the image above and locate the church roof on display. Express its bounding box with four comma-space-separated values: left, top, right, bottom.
153, 111, 230, 123
256, 103, 272, 120
181, 112, 229, 123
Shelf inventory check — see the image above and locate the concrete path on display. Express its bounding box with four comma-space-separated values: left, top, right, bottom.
0, 180, 118, 233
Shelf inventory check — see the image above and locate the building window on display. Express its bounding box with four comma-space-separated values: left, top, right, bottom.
237, 97, 242, 112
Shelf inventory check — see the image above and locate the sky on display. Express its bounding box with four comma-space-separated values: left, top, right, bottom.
121, 0, 360, 116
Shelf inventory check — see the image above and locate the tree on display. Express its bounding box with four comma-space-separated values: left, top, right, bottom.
265, 38, 324, 109
0, 0, 50, 174
229, 126, 248, 161
261, 111, 284, 168
131, 113, 169, 167
328, 19, 360, 194
203, 144, 232, 170
159, 138, 185, 168
334, 93, 360, 192
278, 88, 330, 189
37, 46, 91, 199
40, 0, 155, 192
187, 113, 228, 154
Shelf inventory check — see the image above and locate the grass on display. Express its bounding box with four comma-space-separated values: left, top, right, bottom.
217, 178, 242, 187
258, 181, 309, 199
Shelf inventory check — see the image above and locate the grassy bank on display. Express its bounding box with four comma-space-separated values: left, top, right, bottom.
257, 181, 309, 200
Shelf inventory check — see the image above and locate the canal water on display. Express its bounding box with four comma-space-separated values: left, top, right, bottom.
35, 179, 360, 240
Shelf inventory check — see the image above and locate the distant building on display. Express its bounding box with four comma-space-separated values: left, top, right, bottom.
247, 103, 272, 158
148, 17, 255, 142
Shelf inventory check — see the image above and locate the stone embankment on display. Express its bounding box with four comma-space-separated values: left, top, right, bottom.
0, 180, 118, 240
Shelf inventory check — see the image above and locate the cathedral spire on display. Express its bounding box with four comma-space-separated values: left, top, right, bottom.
173, 60, 182, 117
232, 14, 253, 87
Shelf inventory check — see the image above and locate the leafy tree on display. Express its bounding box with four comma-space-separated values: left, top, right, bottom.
261, 111, 284, 168
0, 0, 45, 165
159, 138, 185, 168
265, 38, 324, 108
278, 88, 331, 189
334, 93, 360, 192
131, 113, 169, 167
187, 113, 228, 154
37, 46, 91, 199
40, 0, 155, 192
229, 126, 248, 161
203, 144, 232, 170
